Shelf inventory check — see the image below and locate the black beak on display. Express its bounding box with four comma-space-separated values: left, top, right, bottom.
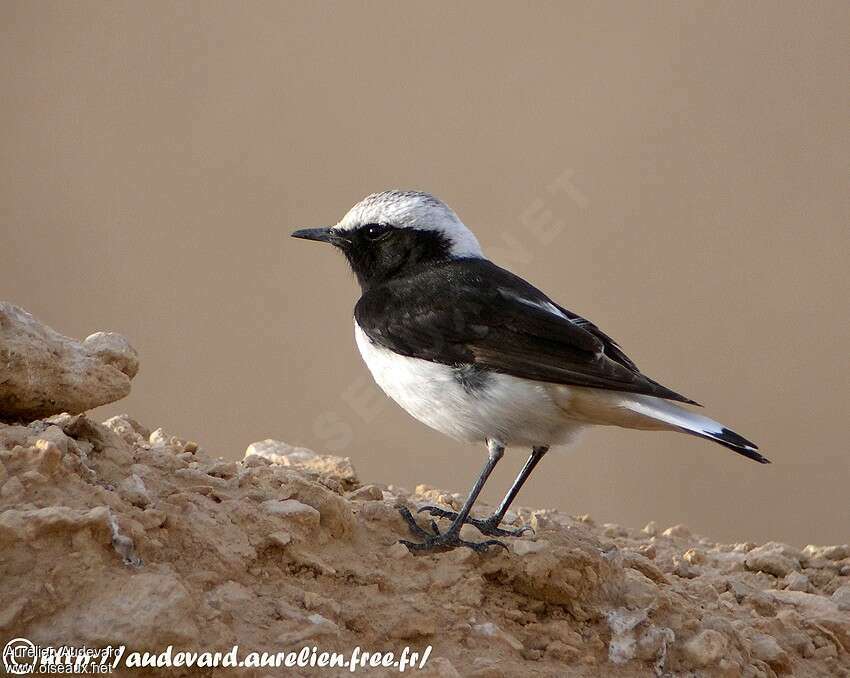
291, 227, 336, 243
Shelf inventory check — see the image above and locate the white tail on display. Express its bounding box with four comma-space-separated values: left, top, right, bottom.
622, 394, 768, 464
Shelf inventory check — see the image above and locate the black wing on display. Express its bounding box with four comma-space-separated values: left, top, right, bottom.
355, 259, 697, 404
553, 304, 640, 372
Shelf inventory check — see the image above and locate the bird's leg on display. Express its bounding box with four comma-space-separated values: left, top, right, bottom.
399, 439, 508, 553
418, 446, 549, 537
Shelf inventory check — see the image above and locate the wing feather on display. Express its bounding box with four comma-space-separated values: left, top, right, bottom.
355, 259, 696, 404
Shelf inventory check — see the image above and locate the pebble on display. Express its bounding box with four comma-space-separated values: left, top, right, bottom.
603, 523, 628, 538
138, 508, 167, 529
683, 548, 706, 565
118, 473, 151, 508
32, 439, 63, 473
205, 460, 239, 478
357, 501, 400, 524
267, 531, 292, 547
545, 641, 581, 661
511, 539, 547, 556
1, 476, 24, 500
622, 552, 668, 584
831, 584, 850, 610
733, 542, 757, 552
784, 571, 810, 592
745, 543, 800, 577
347, 484, 384, 501
245, 440, 357, 487
390, 616, 436, 639
459, 523, 483, 542
663, 524, 692, 539
531, 512, 555, 531
471, 622, 523, 651
749, 633, 789, 670
642, 521, 659, 537
683, 629, 727, 667
243, 454, 271, 468
260, 499, 320, 531
803, 544, 850, 561
636, 543, 657, 560
450, 547, 477, 565
546, 620, 583, 647
673, 555, 699, 579
622, 569, 659, 608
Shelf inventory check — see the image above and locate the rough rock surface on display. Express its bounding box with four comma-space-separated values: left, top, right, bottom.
0, 303, 138, 420
1, 416, 848, 677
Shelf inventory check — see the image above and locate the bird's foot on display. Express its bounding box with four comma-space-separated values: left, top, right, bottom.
397, 506, 508, 553
415, 505, 534, 538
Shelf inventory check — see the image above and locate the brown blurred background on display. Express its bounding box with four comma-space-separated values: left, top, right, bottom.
2, 1, 848, 546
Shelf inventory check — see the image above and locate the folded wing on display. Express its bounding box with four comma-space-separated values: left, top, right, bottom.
355, 259, 697, 404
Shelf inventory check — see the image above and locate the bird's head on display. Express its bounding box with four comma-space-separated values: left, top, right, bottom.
292, 190, 483, 288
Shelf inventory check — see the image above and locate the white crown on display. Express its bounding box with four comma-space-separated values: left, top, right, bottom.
336, 190, 484, 258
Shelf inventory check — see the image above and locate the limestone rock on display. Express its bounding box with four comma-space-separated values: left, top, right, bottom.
803, 544, 850, 561
472, 622, 523, 651
683, 629, 728, 667
606, 608, 646, 664
118, 474, 151, 508
622, 568, 659, 609
662, 524, 692, 539
47, 571, 198, 647
102, 414, 150, 444
1, 413, 846, 678
512, 539, 548, 556
642, 520, 659, 536
0, 303, 138, 420
784, 571, 810, 592
749, 633, 789, 671
347, 483, 384, 501
261, 499, 321, 533
244, 439, 357, 488
832, 584, 850, 610
745, 542, 802, 577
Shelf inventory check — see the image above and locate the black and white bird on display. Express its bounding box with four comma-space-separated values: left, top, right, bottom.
292, 190, 768, 553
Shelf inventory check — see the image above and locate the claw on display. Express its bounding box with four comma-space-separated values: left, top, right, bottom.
415, 504, 533, 538
480, 539, 510, 552
398, 506, 435, 539
398, 506, 508, 553
399, 534, 507, 554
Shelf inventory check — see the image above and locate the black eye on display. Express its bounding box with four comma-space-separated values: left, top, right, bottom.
363, 223, 391, 241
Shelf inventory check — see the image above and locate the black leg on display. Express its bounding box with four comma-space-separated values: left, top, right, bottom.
418, 446, 549, 537
399, 439, 509, 553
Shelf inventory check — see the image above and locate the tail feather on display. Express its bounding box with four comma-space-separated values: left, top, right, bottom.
622, 395, 770, 464
679, 426, 769, 464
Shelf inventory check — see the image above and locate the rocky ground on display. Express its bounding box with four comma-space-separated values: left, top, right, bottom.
0, 414, 848, 677
1, 304, 848, 676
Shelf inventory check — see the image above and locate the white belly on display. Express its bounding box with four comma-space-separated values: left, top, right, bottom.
354, 322, 584, 447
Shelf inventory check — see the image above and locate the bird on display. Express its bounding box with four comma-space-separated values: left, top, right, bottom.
292, 190, 768, 553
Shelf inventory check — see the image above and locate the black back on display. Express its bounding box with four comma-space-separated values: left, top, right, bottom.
354, 256, 697, 404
